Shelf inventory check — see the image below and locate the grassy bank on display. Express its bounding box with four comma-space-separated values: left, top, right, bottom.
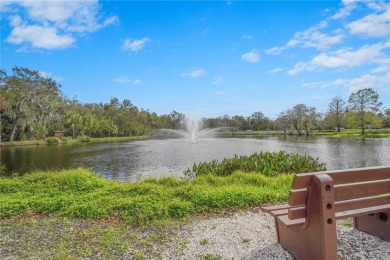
0, 135, 149, 147
313, 129, 390, 138
0, 168, 292, 259
0, 168, 292, 223
221, 129, 390, 138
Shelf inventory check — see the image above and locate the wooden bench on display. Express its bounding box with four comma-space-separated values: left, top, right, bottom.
261, 166, 390, 260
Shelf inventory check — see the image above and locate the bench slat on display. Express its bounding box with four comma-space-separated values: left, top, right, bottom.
260, 204, 290, 213
336, 204, 390, 219
280, 204, 390, 227
277, 214, 305, 228
288, 179, 390, 206
336, 194, 390, 212
269, 209, 289, 217
335, 179, 390, 201
288, 189, 307, 206
287, 194, 390, 220
292, 166, 390, 189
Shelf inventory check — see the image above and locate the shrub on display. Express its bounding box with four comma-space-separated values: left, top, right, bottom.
78, 136, 91, 142
61, 136, 72, 143
0, 163, 7, 176
46, 137, 59, 144
184, 151, 326, 178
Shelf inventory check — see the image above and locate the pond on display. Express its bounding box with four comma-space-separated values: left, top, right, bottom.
1, 136, 389, 181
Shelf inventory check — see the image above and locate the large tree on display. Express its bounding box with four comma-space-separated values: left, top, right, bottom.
328, 95, 346, 132
1, 67, 64, 141
280, 104, 319, 136
348, 88, 382, 135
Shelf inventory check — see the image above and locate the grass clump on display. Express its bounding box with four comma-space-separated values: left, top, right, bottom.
78, 135, 91, 142
184, 151, 326, 178
45, 137, 60, 144
200, 238, 209, 245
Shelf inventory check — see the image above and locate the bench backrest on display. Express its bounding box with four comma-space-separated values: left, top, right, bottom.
287, 166, 390, 220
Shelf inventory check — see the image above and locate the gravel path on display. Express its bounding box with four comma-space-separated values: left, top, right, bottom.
160, 210, 390, 259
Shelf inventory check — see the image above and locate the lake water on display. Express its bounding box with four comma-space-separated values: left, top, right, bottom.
1, 136, 389, 181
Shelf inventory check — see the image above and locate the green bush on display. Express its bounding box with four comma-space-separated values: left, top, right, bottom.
46, 137, 59, 144
184, 151, 326, 178
0, 163, 6, 176
61, 136, 72, 143
78, 136, 91, 142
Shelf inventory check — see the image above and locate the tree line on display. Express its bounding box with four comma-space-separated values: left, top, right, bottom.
0, 66, 388, 142
204, 89, 387, 135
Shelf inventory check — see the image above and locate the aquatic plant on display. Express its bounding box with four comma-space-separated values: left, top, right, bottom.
184, 151, 326, 178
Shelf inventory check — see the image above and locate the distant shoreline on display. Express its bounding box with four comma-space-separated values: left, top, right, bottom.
0, 136, 149, 148
0, 129, 389, 148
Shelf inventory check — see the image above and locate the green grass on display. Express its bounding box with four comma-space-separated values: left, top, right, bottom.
200, 238, 209, 245
0, 167, 293, 258
0, 216, 169, 259
0, 168, 292, 225
219, 129, 390, 138
313, 129, 390, 138
0, 135, 149, 147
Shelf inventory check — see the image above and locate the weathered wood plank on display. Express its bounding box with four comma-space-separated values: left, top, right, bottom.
287, 195, 390, 220
288, 178, 390, 206
260, 204, 290, 213
335, 179, 390, 201
292, 166, 390, 190
336, 205, 390, 219
336, 194, 390, 213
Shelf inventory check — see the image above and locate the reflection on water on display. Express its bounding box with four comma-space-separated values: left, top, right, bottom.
1, 136, 389, 181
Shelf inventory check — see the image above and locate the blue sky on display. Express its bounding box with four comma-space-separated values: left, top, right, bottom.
1, 0, 389, 118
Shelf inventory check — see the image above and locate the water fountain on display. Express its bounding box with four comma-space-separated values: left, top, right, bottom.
151, 116, 225, 141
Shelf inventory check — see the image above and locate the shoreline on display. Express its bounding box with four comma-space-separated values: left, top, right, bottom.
1, 130, 389, 148
0, 135, 149, 148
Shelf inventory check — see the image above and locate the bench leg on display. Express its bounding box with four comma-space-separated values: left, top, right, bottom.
354, 211, 390, 242
276, 174, 337, 260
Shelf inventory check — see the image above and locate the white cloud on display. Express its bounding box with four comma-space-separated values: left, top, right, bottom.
182, 68, 206, 78
241, 49, 260, 63
113, 76, 131, 84
122, 38, 150, 52
3, 0, 118, 50
266, 21, 344, 55
39, 71, 64, 82
301, 72, 390, 94
265, 46, 288, 55
287, 62, 315, 76
330, 0, 358, 20
267, 68, 284, 74
313, 44, 385, 68
346, 5, 390, 37
288, 42, 390, 75
365, 0, 388, 12
133, 79, 142, 85
113, 76, 142, 85
242, 34, 254, 40
212, 76, 223, 85
7, 15, 75, 49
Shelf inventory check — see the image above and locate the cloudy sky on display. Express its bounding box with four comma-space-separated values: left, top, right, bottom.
1, 0, 389, 118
